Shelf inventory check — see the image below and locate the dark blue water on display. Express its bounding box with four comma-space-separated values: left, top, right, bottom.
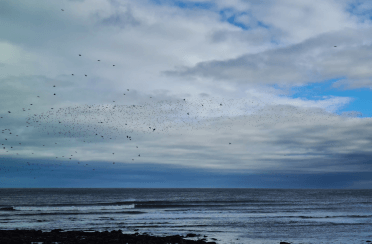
0, 188, 371, 244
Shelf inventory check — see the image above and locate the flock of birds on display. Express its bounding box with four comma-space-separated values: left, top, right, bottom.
0, 8, 242, 181
0, 7, 341, 182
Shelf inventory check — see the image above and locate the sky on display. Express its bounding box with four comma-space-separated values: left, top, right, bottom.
1, 0, 372, 188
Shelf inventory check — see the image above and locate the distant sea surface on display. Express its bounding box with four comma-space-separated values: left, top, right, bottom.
0, 188, 371, 244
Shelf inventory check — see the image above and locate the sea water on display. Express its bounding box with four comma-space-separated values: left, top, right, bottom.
0, 188, 371, 244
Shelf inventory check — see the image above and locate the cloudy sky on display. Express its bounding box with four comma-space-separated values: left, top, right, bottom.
1, 0, 372, 188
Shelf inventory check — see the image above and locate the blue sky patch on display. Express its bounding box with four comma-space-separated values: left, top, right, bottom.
219, 9, 249, 30
280, 78, 372, 117
150, 0, 214, 10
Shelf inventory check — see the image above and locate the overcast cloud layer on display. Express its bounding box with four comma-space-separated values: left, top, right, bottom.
1, 0, 372, 188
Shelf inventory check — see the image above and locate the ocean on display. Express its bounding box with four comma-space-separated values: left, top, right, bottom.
0, 188, 371, 244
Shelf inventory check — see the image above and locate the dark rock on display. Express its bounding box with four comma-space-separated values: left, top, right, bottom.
280, 242, 291, 244
0, 229, 213, 244
186, 233, 198, 237
0, 207, 15, 211
51, 229, 63, 233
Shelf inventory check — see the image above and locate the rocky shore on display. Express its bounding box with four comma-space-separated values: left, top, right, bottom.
0, 229, 218, 244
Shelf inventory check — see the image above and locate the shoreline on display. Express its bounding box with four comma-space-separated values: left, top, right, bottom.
0, 229, 219, 244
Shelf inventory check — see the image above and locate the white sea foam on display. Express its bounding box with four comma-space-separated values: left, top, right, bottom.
16, 204, 135, 212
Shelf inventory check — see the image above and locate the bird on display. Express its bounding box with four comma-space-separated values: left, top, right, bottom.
72, 74, 74, 76
97, 60, 100, 61
61, 9, 64, 11
113, 65, 115, 66
79, 54, 81, 56
85, 74, 87, 77
334, 46, 337, 47
229, 143, 231, 144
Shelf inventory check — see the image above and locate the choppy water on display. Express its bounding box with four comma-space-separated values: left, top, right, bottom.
0, 188, 371, 244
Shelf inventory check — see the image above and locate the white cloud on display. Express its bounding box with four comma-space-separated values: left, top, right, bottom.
166, 27, 372, 89
1, 0, 372, 175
